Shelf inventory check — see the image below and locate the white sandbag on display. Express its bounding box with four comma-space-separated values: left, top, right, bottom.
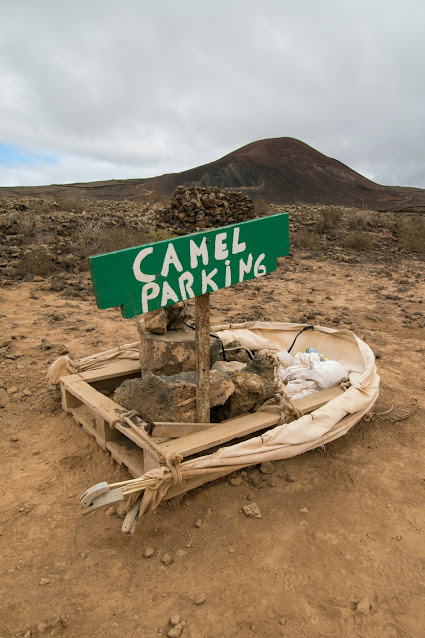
306, 359, 349, 388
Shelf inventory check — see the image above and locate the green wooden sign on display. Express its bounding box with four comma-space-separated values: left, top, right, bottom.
89, 212, 289, 318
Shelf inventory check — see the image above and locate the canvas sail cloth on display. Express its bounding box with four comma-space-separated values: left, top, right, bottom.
130, 322, 380, 519
47, 341, 140, 384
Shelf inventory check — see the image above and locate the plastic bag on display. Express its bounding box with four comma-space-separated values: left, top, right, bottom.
276, 347, 349, 400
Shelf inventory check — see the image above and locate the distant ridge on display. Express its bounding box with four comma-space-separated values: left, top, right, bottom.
1, 137, 424, 211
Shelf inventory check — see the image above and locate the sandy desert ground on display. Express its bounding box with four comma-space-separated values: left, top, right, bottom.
1, 202, 425, 638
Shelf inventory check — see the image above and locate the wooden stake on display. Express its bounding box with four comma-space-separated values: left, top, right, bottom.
195, 293, 211, 423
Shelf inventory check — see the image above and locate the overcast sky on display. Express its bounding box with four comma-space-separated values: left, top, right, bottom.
1, 0, 424, 188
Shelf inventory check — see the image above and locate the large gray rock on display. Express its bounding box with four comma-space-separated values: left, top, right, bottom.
243, 355, 276, 397
143, 302, 193, 335
137, 322, 222, 376
115, 370, 234, 423
211, 354, 276, 421
218, 339, 252, 363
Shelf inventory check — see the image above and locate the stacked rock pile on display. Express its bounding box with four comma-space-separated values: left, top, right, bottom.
0, 197, 167, 281
165, 186, 256, 229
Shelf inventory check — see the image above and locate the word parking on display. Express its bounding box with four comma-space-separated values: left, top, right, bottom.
89, 213, 289, 318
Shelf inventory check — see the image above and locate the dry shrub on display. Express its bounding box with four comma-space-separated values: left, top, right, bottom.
315, 207, 343, 233
346, 210, 373, 229
15, 244, 57, 277
369, 212, 394, 230
291, 229, 319, 251
396, 215, 425, 253
55, 196, 86, 213
32, 199, 56, 214
143, 192, 171, 206
71, 219, 172, 268
343, 232, 371, 251
254, 197, 269, 217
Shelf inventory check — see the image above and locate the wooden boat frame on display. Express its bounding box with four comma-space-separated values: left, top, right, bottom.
60, 354, 344, 501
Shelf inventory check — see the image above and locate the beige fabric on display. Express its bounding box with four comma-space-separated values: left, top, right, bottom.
132, 322, 379, 520
217, 328, 278, 351
46, 341, 141, 384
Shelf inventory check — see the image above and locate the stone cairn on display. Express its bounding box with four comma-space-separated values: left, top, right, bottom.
114, 302, 276, 423
165, 186, 256, 229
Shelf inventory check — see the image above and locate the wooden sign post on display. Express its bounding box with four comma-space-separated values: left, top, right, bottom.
195, 293, 211, 422
88, 212, 290, 422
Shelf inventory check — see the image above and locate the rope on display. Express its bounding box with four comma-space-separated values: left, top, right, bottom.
256, 350, 303, 423
110, 410, 183, 485
363, 404, 395, 422
363, 399, 417, 423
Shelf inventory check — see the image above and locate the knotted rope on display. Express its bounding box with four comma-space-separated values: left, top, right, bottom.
363, 396, 417, 423
256, 350, 303, 423
110, 410, 183, 485
363, 404, 394, 422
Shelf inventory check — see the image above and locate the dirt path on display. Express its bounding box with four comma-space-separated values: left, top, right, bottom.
1, 251, 424, 638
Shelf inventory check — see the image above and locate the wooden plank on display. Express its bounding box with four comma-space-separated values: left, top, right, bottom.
62, 373, 218, 439
160, 410, 280, 458
70, 404, 98, 438
195, 293, 210, 423
159, 386, 345, 458
95, 415, 121, 450
106, 440, 145, 477
143, 451, 161, 472
293, 385, 344, 412
62, 376, 132, 423
113, 420, 155, 454
61, 376, 158, 456
150, 422, 216, 438
61, 384, 82, 412
75, 358, 141, 383
62, 369, 345, 492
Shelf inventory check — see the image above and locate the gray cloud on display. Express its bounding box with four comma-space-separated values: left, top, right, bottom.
1, 0, 424, 187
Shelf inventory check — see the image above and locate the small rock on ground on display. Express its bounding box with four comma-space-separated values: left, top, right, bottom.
39, 577, 50, 585
356, 598, 371, 614
36, 621, 49, 633
259, 461, 275, 474
242, 503, 262, 519
168, 621, 186, 637
161, 553, 173, 566
195, 594, 207, 605
144, 547, 155, 558
170, 614, 181, 627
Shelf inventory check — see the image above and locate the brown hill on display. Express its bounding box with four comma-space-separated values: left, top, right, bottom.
1, 137, 424, 211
